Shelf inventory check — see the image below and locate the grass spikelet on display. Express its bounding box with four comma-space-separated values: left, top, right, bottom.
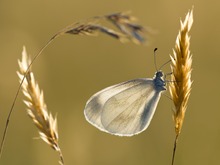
56, 11, 146, 44
169, 9, 193, 165
17, 46, 64, 165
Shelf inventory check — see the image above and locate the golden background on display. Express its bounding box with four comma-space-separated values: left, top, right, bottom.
0, 0, 218, 164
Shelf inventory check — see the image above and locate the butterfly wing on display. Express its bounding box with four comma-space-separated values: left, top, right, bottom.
84, 78, 163, 136
84, 79, 145, 131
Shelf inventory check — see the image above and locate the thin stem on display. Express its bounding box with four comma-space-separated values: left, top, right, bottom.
171, 134, 179, 165
58, 149, 64, 165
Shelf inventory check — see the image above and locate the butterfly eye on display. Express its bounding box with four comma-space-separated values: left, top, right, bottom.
156, 71, 163, 78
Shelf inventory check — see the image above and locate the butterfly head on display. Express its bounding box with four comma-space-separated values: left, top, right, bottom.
153, 71, 166, 91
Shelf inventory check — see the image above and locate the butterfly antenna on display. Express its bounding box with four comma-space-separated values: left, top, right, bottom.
159, 59, 171, 71
154, 48, 158, 71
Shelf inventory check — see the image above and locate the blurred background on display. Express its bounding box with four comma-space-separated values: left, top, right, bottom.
0, 0, 219, 165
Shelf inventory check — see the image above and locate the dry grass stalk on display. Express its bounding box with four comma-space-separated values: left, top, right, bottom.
17, 46, 64, 165
0, 12, 147, 159
169, 9, 193, 165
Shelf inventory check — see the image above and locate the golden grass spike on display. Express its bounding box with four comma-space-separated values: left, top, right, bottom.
169, 9, 193, 165
17, 46, 64, 165
170, 9, 193, 135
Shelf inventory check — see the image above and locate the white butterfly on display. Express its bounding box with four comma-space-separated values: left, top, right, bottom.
84, 71, 166, 136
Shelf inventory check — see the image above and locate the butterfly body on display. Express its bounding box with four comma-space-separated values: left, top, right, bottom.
84, 71, 166, 136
